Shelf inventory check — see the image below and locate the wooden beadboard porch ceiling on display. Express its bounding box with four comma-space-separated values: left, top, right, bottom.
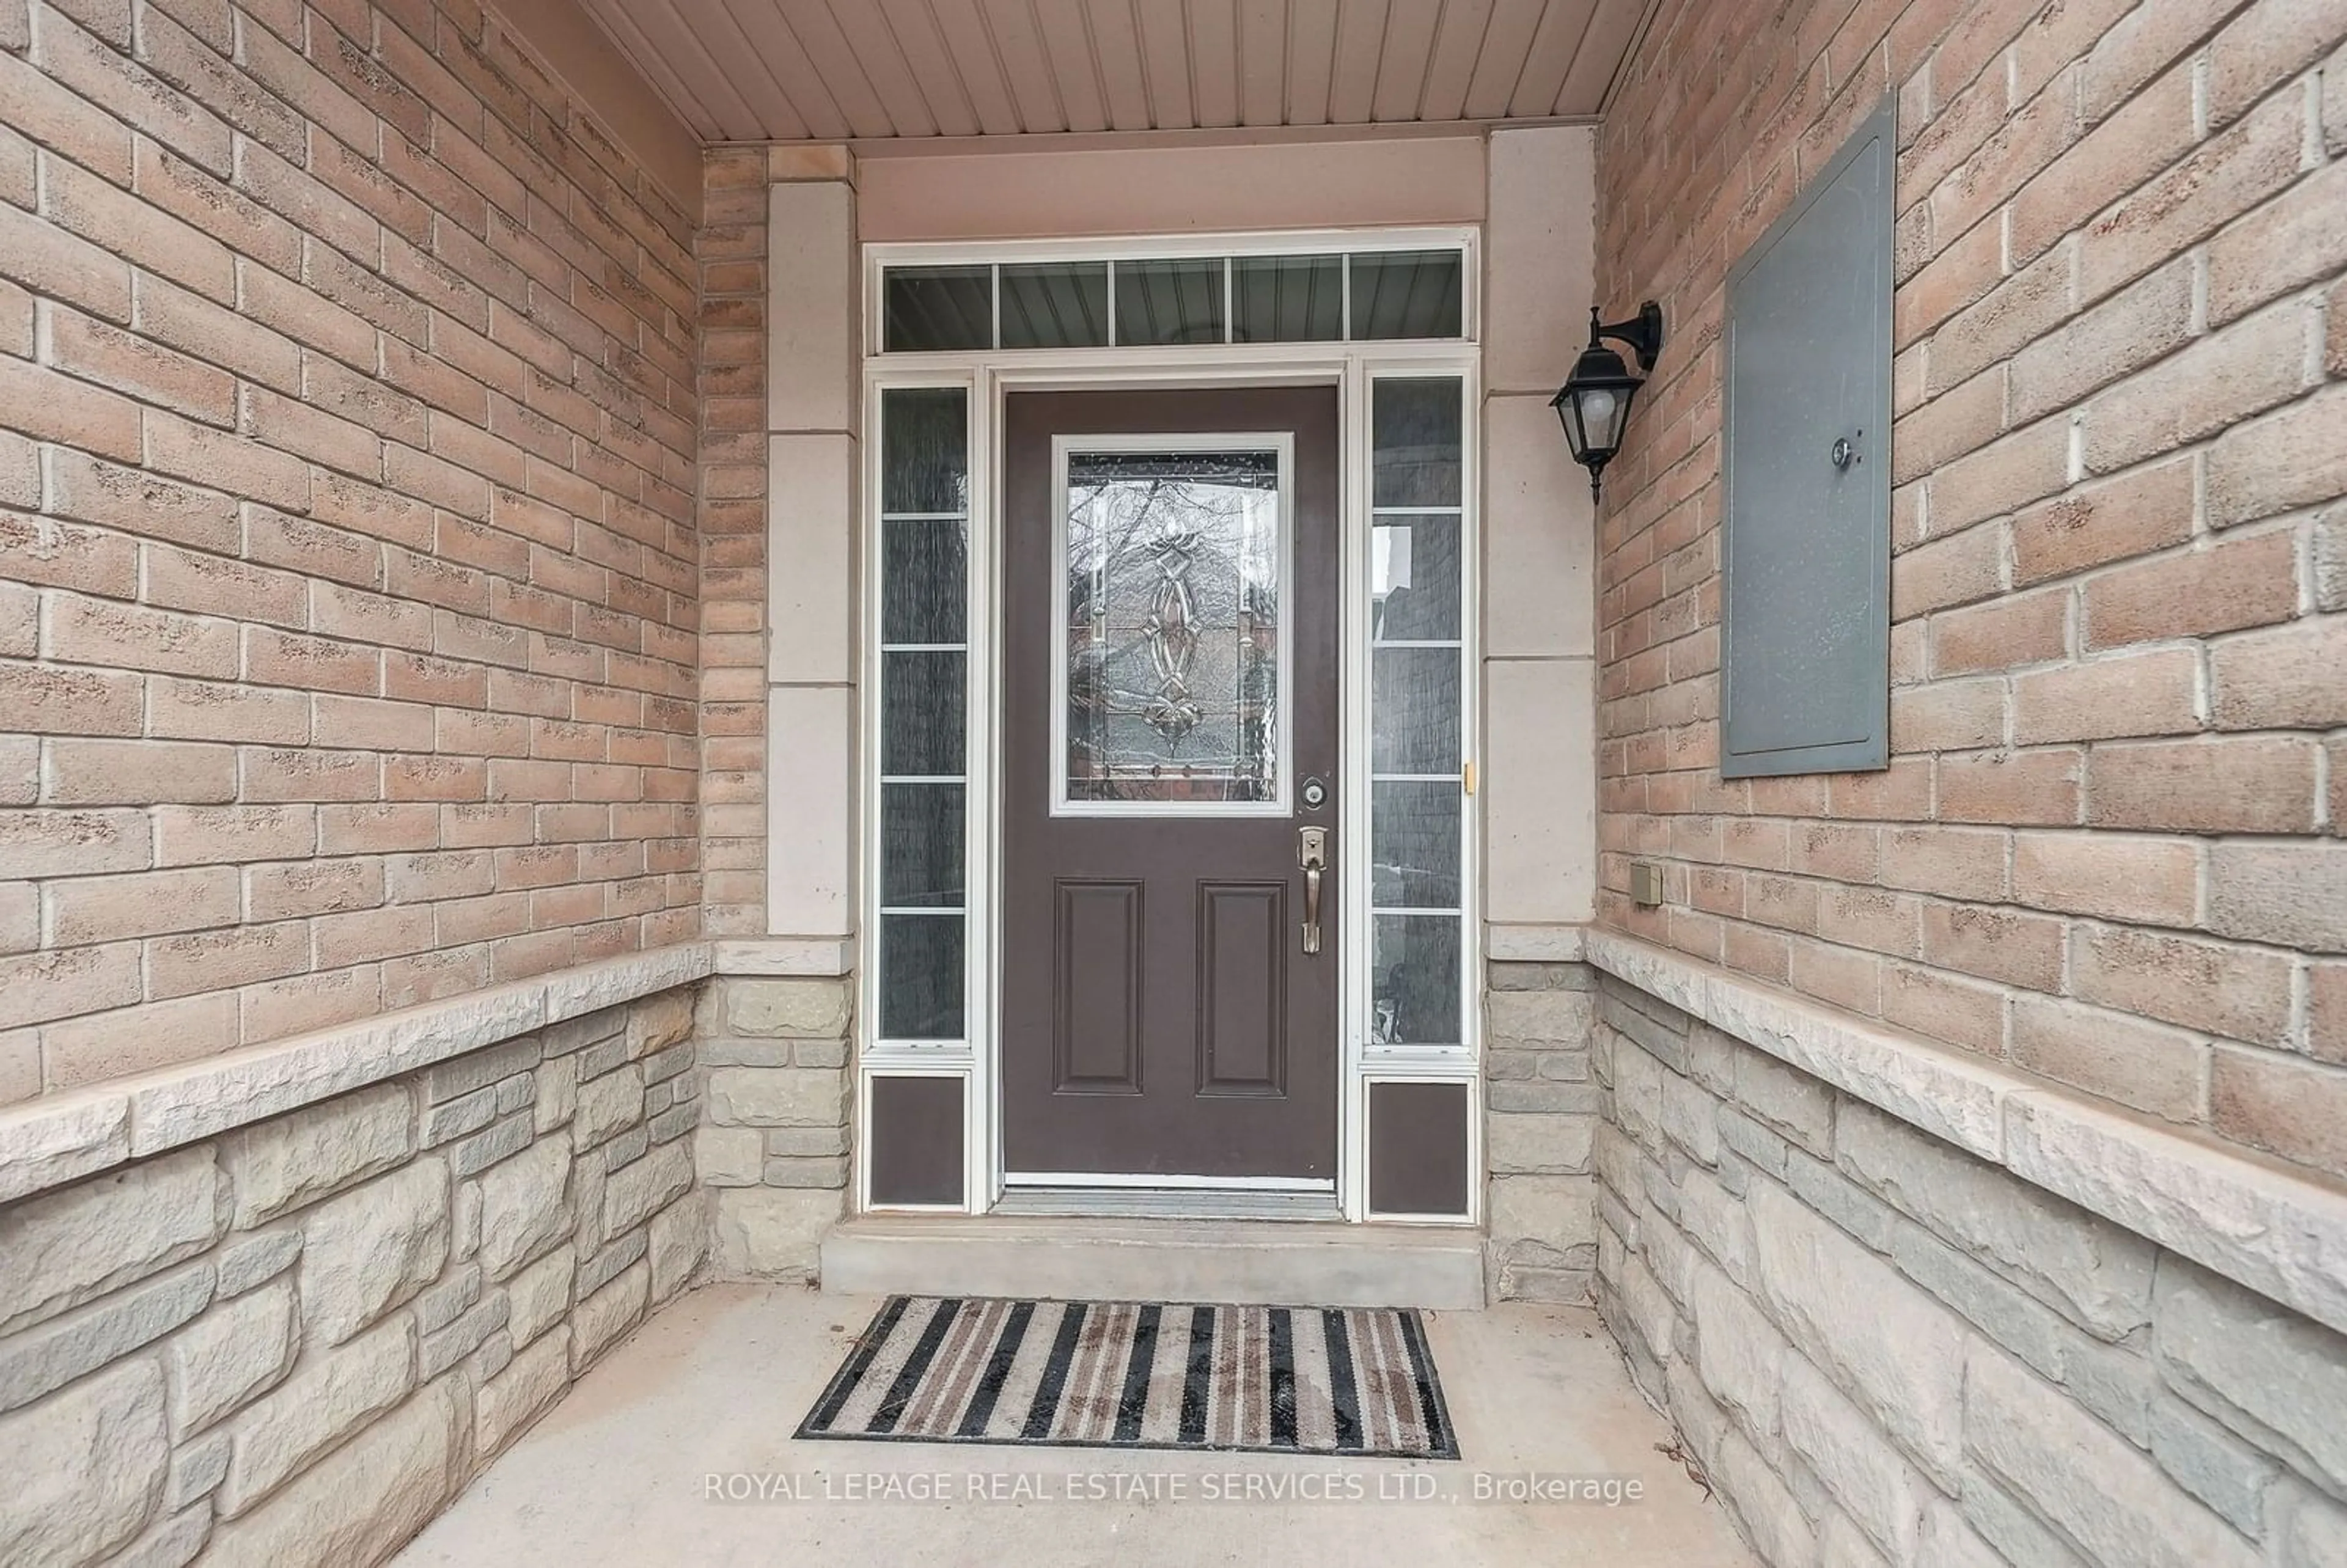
576, 0, 1651, 144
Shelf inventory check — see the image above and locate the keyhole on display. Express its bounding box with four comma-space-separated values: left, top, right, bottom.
1831, 433, 1860, 471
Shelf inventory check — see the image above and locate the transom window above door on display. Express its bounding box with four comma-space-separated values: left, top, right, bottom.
880, 247, 1467, 353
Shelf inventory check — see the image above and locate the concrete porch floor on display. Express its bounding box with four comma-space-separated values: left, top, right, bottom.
395, 1285, 1754, 1567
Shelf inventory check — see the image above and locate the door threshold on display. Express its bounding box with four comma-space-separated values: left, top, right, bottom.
990, 1185, 1344, 1222
823, 1212, 1484, 1306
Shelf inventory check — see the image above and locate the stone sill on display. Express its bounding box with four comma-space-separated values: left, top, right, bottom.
1583, 929, 2347, 1341
1485, 923, 1590, 962
13, 925, 2343, 1343
1, 943, 715, 1206
710, 937, 855, 975
0, 938, 869, 1204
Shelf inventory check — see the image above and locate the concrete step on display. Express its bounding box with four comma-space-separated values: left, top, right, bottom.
819, 1215, 1486, 1309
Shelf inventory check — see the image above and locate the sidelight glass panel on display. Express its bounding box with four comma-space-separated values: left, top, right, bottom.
881, 783, 964, 908
1372, 914, 1462, 1046
1113, 258, 1227, 346
1232, 254, 1343, 342
1371, 513, 1463, 643
1371, 781, 1461, 909
1348, 250, 1466, 339
1367, 375, 1469, 1054
880, 387, 969, 515
883, 266, 992, 352
1370, 648, 1461, 775
1000, 261, 1110, 349
882, 520, 968, 646
877, 387, 970, 1044
880, 915, 964, 1039
1062, 446, 1284, 808
1372, 378, 1464, 507
882, 650, 966, 777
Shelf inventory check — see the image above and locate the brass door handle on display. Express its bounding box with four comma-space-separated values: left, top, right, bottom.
1298, 826, 1328, 956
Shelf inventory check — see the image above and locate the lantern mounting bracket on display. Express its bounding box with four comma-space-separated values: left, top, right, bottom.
1593, 300, 1666, 373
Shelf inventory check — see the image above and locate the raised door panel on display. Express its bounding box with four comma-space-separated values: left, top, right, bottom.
1054, 881, 1144, 1093
1197, 882, 1287, 1096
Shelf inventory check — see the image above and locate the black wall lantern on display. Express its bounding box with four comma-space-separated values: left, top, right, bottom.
1551, 301, 1666, 499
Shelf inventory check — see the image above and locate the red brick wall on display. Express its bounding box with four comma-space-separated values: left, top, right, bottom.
694, 148, 766, 938
1595, 0, 2346, 1175
0, 0, 703, 1102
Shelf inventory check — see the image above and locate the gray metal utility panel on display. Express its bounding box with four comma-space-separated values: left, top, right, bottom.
1720, 95, 1895, 778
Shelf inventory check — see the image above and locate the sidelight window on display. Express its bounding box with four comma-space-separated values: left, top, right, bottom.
875, 387, 971, 1044
1367, 376, 1467, 1049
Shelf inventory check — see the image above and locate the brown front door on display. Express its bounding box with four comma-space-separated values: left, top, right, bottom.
1002, 386, 1341, 1181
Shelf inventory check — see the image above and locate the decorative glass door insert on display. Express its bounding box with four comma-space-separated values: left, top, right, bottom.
1053, 436, 1293, 813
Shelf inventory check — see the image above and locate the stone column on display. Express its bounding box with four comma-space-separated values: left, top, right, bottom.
1482, 125, 1600, 937
699, 976, 854, 1281
1485, 960, 1601, 1300
1479, 127, 1603, 1300
720, 151, 863, 1270
763, 150, 861, 943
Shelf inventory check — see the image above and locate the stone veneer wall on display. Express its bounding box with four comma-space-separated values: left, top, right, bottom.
695, 974, 852, 1282
1483, 958, 1601, 1303
1592, 974, 2347, 1568
0, 986, 703, 1568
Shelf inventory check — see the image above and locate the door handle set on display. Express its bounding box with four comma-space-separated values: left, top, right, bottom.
1298, 826, 1328, 956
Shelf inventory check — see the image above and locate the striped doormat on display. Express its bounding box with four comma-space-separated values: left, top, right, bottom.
797, 1296, 1458, 1459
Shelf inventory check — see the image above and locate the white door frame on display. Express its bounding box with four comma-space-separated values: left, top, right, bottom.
856, 230, 1483, 1224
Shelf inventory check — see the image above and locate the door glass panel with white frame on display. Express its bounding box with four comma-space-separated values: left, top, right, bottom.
1059, 444, 1287, 811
